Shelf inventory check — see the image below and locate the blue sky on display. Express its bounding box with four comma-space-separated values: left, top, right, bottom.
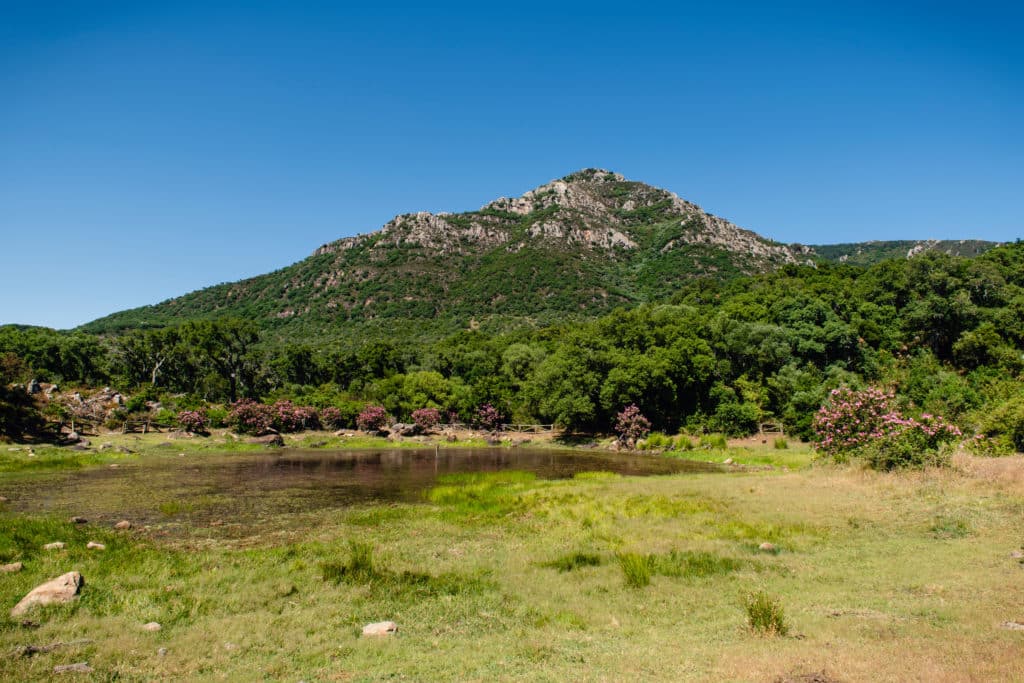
2, 1, 1021, 329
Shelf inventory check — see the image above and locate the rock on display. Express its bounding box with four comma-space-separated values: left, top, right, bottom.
114, 520, 132, 530
758, 542, 777, 553
142, 621, 162, 631
53, 662, 92, 674
99, 443, 113, 451
389, 423, 420, 437
115, 446, 134, 454
86, 542, 105, 550
362, 621, 398, 637
723, 458, 734, 465
26, 379, 41, 395
11, 571, 83, 616
0, 496, 9, 503
246, 434, 284, 447
43, 542, 66, 551
1011, 550, 1024, 560
67, 431, 80, 442
69, 516, 87, 525
1001, 621, 1024, 630
157, 647, 168, 656
1, 562, 23, 573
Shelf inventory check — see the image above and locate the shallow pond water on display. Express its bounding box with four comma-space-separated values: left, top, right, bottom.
0, 448, 719, 537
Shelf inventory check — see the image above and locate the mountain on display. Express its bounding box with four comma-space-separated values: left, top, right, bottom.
80, 169, 999, 341
806, 239, 996, 266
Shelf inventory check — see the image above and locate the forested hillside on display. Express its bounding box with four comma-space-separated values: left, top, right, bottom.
4, 242, 1022, 452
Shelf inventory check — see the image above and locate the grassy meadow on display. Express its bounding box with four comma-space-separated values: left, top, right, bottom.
0, 438, 1022, 681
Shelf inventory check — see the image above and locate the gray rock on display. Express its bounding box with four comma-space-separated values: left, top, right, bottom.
53, 662, 92, 674
1, 562, 23, 573
11, 571, 83, 616
246, 434, 284, 447
70, 516, 87, 524
362, 621, 398, 636
86, 542, 105, 550
114, 520, 132, 530
26, 379, 40, 395
1001, 621, 1024, 630
142, 621, 161, 631
157, 647, 168, 656
43, 542, 66, 551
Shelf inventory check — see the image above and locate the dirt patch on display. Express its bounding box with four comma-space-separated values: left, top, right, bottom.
775, 672, 843, 683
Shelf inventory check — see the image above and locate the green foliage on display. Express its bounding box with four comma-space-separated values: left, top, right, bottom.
978, 396, 1024, 453
743, 590, 789, 636
542, 552, 603, 572
616, 552, 655, 588
773, 437, 788, 450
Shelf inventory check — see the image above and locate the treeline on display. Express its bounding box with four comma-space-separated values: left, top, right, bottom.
2, 242, 1023, 447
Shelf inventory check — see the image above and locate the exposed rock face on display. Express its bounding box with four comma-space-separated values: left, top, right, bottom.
11, 572, 83, 616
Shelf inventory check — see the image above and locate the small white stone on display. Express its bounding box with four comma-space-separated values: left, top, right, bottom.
86, 542, 105, 550
142, 622, 162, 631
43, 541, 65, 551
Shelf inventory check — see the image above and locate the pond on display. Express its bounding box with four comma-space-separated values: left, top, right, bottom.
0, 448, 719, 539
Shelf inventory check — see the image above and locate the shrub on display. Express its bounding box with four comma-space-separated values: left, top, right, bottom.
614, 404, 651, 445
177, 410, 208, 433
710, 401, 760, 436
227, 399, 275, 435
674, 434, 695, 451
411, 407, 441, 432
773, 437, 788, 450
356, 404, 388, 432
475, 403, 503, 431
319, 406, 344, 430
206, 406, 229, 428
743, 590, 789, 636
813, 387, 962, 468
639, 432, 671, 450
699, 433, 728, 450
978, 396, 1024, 454
542, 552, 603, 572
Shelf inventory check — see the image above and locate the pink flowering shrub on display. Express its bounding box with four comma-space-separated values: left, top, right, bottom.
177, 409, 208, 433
411, 407, 441, 432
356, 404, 388, 432
813, 387, 961, 469
475, 403, 503, 431
271, 400, 320, 432
320, 406, 344, 430
227, 399, 275, 435
614, 404, 651, 445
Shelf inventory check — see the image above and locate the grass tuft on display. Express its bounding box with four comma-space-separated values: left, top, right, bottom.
542, 551, 603, 572
616, 552, 655, 588
743, 590, 789, 636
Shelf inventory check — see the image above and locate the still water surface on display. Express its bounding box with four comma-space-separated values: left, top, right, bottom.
2, 448, 719, 533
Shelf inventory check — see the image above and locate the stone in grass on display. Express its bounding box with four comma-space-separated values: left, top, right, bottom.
1011, 550, 1024, 560
114, 520, 132, 530
362, 621, 398, 637
1002, 621, 1024, 631
53, 662, 92, 674
758, 542, 778, 553
69, 516, 87, 524
142, 622, 162, 631
11, 571, 83, 616
43, 542, 66, 551
1, 562, 23, 573
86, 542, 105, 550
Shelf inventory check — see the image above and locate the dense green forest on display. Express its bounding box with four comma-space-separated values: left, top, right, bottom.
3, 243, 1023, 452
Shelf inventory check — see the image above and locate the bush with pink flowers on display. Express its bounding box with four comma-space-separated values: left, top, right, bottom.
177, 409, 208, 434
813, 387, 961, 469
227, 399, 276, 435
356, 404, 388, 432
614, 404, 651, 445
411, 407, 441, 432
475, 403, 503, 432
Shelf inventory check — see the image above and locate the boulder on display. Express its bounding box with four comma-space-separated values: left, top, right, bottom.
11, 572, 83, 616
69, 516, 87, 525
86, 542, 105, 550
142, 622, 162, 631
247, 434, 284, 447
1, 562, 23, 573
362, 621, 398, 637
114, 520, 132, 530
389, 423, 420, 437
758, 542, 777, 553
26, 379, 41, 395
43, 542, 65, 551
53, 662, 92, 674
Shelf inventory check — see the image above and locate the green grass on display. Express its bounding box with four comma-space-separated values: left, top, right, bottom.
1, 453, 1023, 680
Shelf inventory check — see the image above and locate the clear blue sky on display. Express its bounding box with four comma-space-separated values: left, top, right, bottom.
2, 1, 1021, 329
